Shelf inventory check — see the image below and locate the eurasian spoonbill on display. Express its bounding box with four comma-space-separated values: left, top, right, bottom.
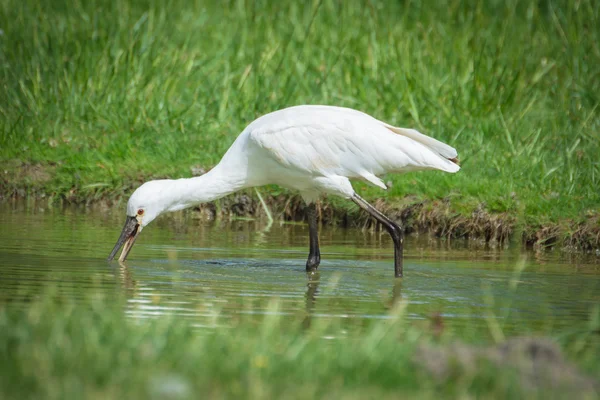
108, 105, 460, 277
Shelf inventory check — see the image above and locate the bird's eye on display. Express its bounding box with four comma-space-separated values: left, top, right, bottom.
137, 209, 144, 216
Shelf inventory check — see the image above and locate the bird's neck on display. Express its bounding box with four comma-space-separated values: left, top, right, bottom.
166, 164, 248, 212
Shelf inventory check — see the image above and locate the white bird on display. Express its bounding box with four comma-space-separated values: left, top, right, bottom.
108, 105, 460, 277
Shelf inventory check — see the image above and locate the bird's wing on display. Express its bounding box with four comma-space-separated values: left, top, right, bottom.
247, 106, 457, 187
248, 112, 372, 182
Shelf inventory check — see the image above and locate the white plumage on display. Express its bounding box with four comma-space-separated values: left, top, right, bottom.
108, 105, 460, 277
243, 106, 458, 199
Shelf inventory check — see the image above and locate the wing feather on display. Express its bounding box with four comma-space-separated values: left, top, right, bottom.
247, 105, 460, 181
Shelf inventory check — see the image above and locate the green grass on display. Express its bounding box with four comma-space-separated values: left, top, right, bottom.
1, 288, 598, 399
1, 0, 599, 230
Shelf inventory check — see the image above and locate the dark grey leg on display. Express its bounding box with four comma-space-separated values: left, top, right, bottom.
352, 193, 404, 277
305, 203, 321, 272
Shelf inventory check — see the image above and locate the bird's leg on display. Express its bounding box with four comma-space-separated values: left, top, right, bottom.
351, 193, 404, 278
305, 202, 321, 272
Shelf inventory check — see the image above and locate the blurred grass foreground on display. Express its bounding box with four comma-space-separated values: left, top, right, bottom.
1, 287, 599, 399
1, 0, 599, 246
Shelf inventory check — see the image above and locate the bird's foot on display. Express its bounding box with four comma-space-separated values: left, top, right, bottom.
306, 255, 320, 272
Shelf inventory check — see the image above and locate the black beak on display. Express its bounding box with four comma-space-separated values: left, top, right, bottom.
107, 216, 140, 262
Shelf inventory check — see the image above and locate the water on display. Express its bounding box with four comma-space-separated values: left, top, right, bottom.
1, 202, 599, 336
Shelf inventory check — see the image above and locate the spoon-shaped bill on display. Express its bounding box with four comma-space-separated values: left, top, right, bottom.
107, 216, 140, 262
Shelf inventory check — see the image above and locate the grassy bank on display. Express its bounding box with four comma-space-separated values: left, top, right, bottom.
1, 0, 599, 248
1, 289, 598, 399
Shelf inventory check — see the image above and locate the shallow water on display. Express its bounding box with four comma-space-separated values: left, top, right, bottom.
1, 202, 599, 336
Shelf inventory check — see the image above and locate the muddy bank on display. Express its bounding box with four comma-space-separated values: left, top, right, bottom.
3, 185, 599, 254
1, 161, 599, 252
177, 192, 600, 254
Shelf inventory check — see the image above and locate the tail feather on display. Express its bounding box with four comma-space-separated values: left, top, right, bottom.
383, 123, 458, 160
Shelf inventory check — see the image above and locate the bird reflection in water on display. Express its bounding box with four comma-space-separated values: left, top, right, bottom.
302, 272, 404, 329
390, 279, 403, 309
114, 261, 137, 291
303, 272, 321, 329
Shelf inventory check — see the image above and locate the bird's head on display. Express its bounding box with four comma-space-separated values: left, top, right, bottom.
107, 180, 172, 262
